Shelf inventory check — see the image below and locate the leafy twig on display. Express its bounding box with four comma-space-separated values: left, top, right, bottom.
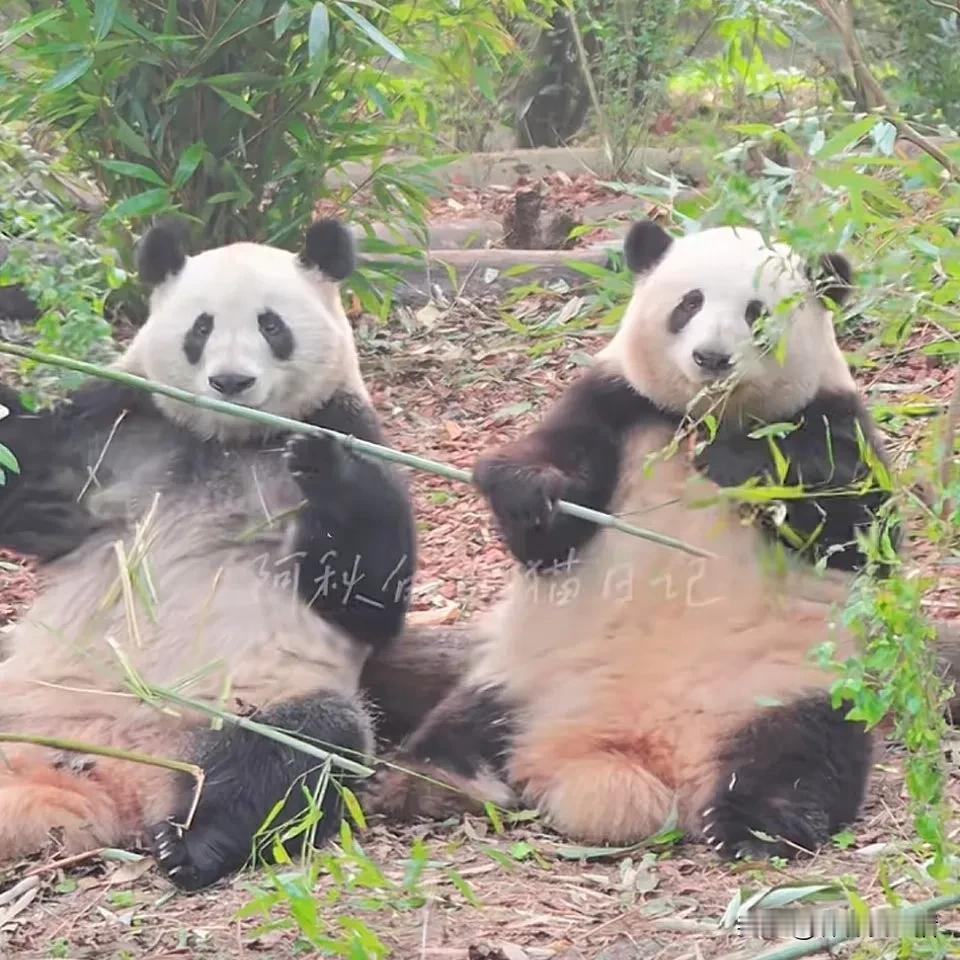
144, 686, 376, 778
813, 0, 960, 179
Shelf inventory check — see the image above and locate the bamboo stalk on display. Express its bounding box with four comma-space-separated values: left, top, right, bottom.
734, 891, 960, 960
0, 732, 200, 777
147, 686, 376, 778
0, 341, 713, 559
0, 731, 206, 829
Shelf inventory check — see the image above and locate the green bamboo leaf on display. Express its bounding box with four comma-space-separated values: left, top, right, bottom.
172, 141, 206, 189
308, 3, 330, 67
45, 54, 95, 92
750, 883, 842, 909
210, 86, 259, 117
0, 444, 19, 476
92, 0, 120, 41
98, 159, 166, 186
815, 115, 880, 162
205, 191, 241, 205
335, 2, 407, 62
112, 117, 152, 159
0, 8, 62, 53
553, 841, 646, 861
340, 785, 367, 830
108, 188, 172, 221
445, 868, 479, 907
274, 1, 293, 39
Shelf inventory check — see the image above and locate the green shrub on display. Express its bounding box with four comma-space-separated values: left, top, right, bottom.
874, 0, 960, 129
0, 127, 121, 395
0, 1, 541, 315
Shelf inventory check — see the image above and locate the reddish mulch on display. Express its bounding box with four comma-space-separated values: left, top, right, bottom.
315, 171, 626, 249
430, 172, 624, 223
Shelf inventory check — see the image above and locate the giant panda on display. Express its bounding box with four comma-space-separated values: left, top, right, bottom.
365, 219, 900, 861
0, 219, 417, 890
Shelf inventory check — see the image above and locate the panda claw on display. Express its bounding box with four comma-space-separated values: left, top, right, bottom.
702, 807, 714, 819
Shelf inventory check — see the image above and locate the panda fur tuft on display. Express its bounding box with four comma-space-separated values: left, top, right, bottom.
0, 221, 417, 890
366, 219, 898, 862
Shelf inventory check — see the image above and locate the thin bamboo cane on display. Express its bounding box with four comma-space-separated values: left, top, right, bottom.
0, 341, 713, 559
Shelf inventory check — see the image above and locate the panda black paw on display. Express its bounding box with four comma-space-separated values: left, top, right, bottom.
149, 819, 242, 892
700, 790, 828, 862
475, 461, 568, 539
283, 432, 351, 483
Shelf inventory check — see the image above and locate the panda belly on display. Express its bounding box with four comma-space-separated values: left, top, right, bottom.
473, 456, 857, 844
2, 501, 364, 712
0, 470, 369, 849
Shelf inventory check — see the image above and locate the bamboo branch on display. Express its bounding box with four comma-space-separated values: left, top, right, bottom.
146, 686, 376, 778
924, 0, 960, 16
732, 891, 960, 960
809, 1, 960, 505
565, 4, 613, 168
812, 0, 960, 179
0, 341, 713, 559
0, 732, 206, 829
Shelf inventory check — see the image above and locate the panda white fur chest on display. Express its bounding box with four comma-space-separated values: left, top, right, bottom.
367, 219, 897, 861
0, 219, 417, 890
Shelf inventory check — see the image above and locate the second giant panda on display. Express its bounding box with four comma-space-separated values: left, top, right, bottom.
366, 219, 900, 861
0, 219, 417, 890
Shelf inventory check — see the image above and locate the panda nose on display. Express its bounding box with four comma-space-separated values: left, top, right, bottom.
692, 349, 732, 373
208, 373, 257, 396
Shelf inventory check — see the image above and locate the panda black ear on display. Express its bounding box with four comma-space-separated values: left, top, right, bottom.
623, 219, 673, 274
137, 220, 187, 286
812, 252, 854, 306
300, 218, 355, 281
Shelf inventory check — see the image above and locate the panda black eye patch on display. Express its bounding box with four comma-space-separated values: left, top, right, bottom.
183, 312, 214, 365
668, 289, 704, 334
745, 299, 767, 327
258, 309, 294, 360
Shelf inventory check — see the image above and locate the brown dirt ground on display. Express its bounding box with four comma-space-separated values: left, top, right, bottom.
1, 262, 959, 960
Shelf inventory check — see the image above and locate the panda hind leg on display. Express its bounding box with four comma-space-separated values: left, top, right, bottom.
701, 693, 872, 861
363, 682, 518, 822
0, 755, 131, 859
150, 691, 371, 892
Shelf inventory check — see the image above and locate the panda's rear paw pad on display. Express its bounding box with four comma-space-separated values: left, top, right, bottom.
148, 820, 219, 893
284, 433, 342, 478
700, 800, 818, 862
